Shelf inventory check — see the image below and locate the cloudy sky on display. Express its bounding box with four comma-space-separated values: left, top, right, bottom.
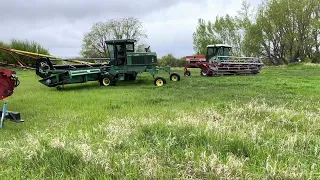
0, 0, 262, 58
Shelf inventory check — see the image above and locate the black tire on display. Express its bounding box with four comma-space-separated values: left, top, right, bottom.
56, 86, 62, 90
14, 78, 20, 87
200, 70, 208, 76
184, 70, 191, 76
212, 72, 218, 77
99, 74, 116, 86
154, 77, 166, 86
252, 70, 259, 74
170, 72, 180, 81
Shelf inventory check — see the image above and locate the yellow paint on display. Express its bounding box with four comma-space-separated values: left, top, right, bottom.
9, 48, 96, 65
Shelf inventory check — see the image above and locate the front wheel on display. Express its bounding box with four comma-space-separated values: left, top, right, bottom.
200, 70, 208, 76
99, 74, 116, 86
184, 70, 191, 76
170, 72, 180, 81
154, 77, 166, 87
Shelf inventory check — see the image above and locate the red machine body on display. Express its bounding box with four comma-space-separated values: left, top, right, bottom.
183, 44, 264, 76
185, 55, 206, 68
0, 67, 19, 100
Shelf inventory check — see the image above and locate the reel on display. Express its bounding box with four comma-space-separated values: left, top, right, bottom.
35, 57, 54, 78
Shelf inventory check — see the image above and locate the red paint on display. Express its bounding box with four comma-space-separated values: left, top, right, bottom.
185, 55, 206, 61
0, 68, 18, 100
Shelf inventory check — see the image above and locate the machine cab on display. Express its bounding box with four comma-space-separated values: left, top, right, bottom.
205, 44, 232, 61
105, 39, 136, 65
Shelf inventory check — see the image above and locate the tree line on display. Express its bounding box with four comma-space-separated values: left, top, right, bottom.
193, 0, 320, 65
0, 0, 318, 67
0, 39, 50, 66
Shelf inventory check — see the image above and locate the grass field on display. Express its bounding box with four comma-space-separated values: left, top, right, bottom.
1, 63, 320, 179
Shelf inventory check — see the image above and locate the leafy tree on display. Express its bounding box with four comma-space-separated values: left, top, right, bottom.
236, 1, 258, 57
192, 0, 255, 57
213, 15, 242, 56
243, 0, 320, 65
0, 41, 9, 62
158, 53, 176, 66
192, 18, 223, 55
241, 23, 263, 57
157, 53, 185, 67
135, 43, 151, 52
236, 0, 254, 30
193, 0, 320, 65
80, 17, 148, 58
176, 57, 187, 67
192, 15, 242, 56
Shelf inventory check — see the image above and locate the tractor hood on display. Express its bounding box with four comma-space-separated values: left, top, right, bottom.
126, 52, 157, 65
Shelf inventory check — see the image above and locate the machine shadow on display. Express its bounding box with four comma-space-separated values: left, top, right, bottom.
55, 78, 153, 91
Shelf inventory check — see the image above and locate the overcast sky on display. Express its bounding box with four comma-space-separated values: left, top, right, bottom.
0, 0, 262, 58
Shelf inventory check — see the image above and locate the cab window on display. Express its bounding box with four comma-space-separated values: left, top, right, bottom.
126, 43, 134, 52
223, 47, 230, 56
207, 47, 214, 55
107, 44, 115, 59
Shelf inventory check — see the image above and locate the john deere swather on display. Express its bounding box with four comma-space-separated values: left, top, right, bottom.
184, 44, 264, 76
34, 39, 180, 90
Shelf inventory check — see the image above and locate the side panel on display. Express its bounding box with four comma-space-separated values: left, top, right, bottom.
126, 55, 132, 65
127, 52, 157, 65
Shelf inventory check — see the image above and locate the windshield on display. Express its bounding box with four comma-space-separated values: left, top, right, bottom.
217, 47, 230, 56
223, 47, 230, 56
207, 47, 217, 56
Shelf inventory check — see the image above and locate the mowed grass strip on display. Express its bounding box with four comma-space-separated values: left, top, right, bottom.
0, 64, 320, 179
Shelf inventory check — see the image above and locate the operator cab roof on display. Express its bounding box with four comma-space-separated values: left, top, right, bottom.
207, 44, 232, 48
105, 39, 137, 43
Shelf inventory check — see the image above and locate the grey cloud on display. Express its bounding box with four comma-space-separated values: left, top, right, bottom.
0, 0, 251, 58
0, 0, 205, 57
0, 0, 200, 22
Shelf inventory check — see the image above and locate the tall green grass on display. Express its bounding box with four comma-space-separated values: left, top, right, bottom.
1, 64, 320, 179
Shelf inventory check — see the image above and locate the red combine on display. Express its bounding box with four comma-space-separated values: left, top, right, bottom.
184, 44, 264, 76
0, 67, 23, 128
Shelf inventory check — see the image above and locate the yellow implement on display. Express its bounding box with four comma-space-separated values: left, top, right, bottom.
4, 48, 96, 65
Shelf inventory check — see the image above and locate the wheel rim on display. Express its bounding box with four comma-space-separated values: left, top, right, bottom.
156, 79, 163, 86
201, 71, 207, 76
103, 78, 110, 86
172, 75, 178, 81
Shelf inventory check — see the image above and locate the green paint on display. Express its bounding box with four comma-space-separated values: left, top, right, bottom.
36, 39, 180, 89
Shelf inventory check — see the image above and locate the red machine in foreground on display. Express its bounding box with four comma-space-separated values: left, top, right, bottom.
0, 68, 19, 100
0, 67, 23, 128
184, 44, 264, 76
